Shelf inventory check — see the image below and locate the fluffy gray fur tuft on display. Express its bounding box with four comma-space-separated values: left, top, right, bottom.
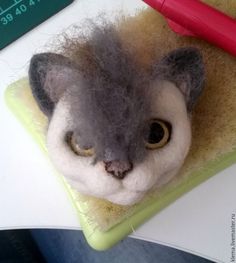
68, 23, 151, 163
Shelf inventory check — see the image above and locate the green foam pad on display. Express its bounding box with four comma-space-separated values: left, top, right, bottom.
5, 78, 236, 250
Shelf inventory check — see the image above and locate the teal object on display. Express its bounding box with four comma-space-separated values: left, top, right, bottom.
0, 0, 73, 50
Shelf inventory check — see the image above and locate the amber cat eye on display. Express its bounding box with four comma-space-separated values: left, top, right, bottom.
145, 120, 171, 149
66, 132, 94, 157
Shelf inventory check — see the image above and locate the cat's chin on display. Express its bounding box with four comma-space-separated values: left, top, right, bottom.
66, 177, 145, 206
106, 191, 145, 206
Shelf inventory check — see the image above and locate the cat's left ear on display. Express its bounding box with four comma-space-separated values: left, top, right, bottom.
29, 52, 79, 116
154, 47, 205, 111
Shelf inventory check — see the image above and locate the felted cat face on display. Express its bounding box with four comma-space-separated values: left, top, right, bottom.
29, 25, 205, 205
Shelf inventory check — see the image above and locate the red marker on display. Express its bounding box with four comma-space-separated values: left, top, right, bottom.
143, 0, 236, 57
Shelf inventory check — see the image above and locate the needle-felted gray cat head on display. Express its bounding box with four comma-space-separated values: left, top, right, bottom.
29, 22, 205, 205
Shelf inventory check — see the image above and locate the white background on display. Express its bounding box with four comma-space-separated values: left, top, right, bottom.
0, 1, 235, 262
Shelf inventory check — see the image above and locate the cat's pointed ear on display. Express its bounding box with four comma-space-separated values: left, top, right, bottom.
29, 52, 79, 116
154, 47, 205, 111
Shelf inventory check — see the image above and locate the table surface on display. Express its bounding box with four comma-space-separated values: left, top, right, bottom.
0, 1, 236, 262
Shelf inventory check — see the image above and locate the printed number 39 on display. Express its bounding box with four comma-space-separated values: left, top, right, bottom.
1, 14, 13, 25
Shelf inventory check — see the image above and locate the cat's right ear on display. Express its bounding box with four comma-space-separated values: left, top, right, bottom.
153, 47, 205, 112
29, 52, 79, 116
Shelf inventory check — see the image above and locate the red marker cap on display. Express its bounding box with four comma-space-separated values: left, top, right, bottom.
143, 0, 165, 12
142, 0, 236, 57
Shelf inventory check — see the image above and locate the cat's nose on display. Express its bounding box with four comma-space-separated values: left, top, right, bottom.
104, 160, 133, 180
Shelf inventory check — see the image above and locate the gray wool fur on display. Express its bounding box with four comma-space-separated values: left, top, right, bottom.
67, 25, 152, 163
29, 20, 205, 164
153, 47, 205, 111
